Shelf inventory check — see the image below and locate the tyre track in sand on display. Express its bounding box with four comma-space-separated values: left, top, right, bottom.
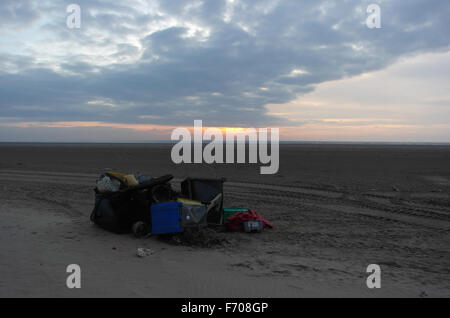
227, 188, 450, 230
1, 169, 449, 230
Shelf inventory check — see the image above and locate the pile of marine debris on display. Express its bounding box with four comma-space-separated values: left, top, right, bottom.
90, 171, 273, 242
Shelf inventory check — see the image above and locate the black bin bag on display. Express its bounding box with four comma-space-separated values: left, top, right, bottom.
90, 192, 150, 234
91, 174, 174, 234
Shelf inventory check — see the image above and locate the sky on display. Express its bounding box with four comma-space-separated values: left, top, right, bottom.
0, 0, 449, 142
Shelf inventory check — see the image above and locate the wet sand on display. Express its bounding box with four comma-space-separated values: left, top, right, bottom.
0, 143, 449, 297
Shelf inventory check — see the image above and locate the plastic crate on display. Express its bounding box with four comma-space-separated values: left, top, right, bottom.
223, 208, 249, 222
181, 178, 226, 224
151, 202, 184, 234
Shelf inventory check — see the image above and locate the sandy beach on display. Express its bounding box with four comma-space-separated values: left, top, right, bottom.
0, 143, 449, 297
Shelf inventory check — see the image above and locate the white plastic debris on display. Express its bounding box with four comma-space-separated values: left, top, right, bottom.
137, 248, 154, 258
96, 176, 120, 193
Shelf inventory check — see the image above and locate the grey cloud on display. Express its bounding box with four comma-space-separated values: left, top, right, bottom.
0, 0, 449, 127
0, 0, 41, 29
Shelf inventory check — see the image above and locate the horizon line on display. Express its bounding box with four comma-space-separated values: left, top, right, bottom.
1, 141, 450, 145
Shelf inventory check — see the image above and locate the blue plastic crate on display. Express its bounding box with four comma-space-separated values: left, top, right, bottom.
151, 202, 184, 234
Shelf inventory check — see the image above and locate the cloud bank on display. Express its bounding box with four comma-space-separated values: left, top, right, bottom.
0, 0, 449, 131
